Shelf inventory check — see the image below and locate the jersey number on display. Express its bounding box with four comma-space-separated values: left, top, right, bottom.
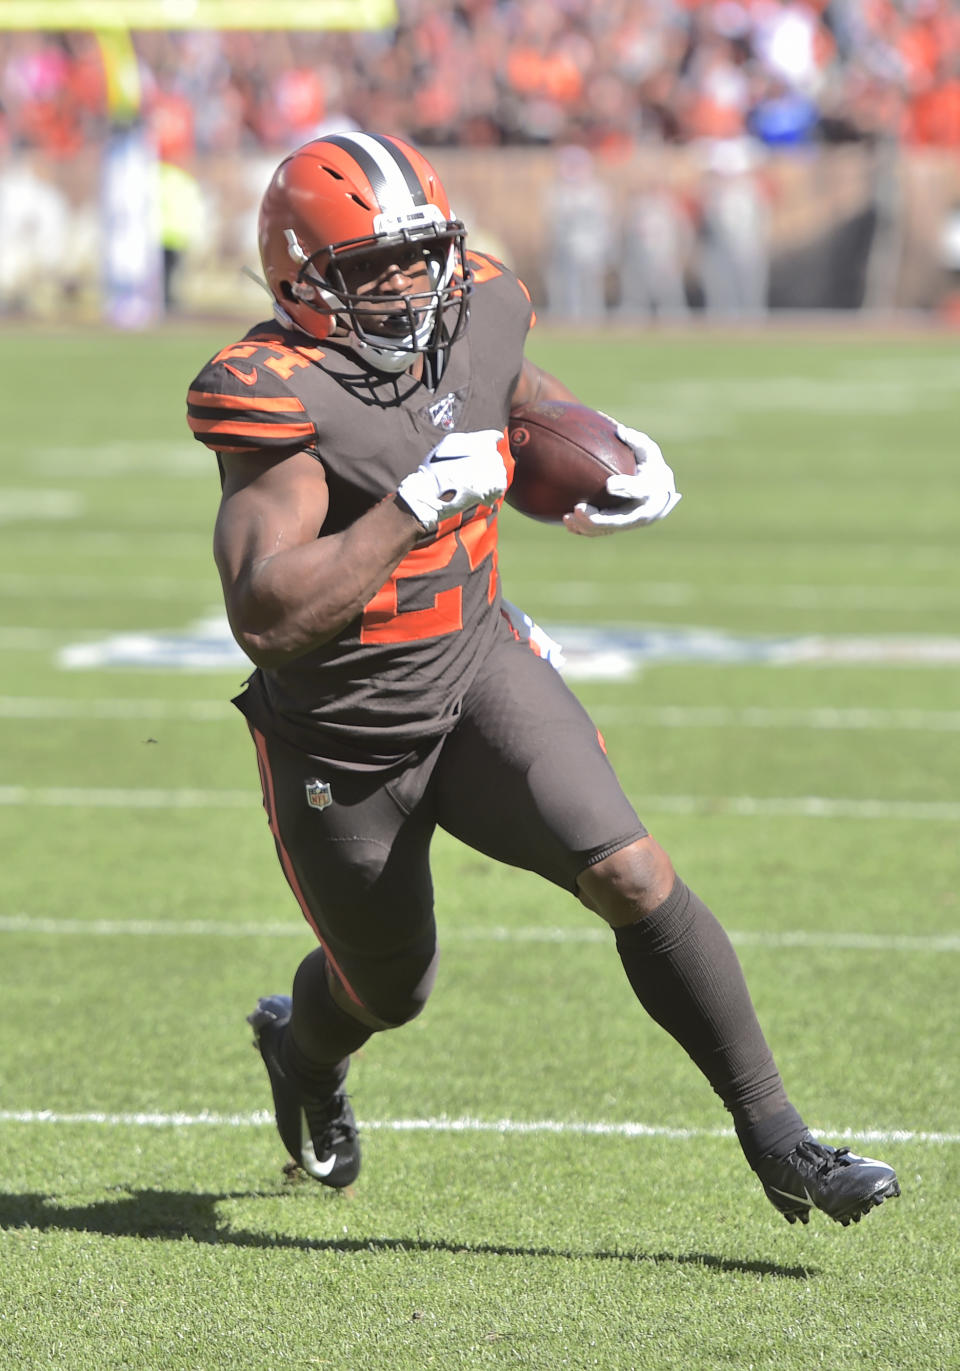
360, 514, 498, 645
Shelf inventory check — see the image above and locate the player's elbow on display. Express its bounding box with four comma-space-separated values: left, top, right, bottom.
226, 602, 336, 669
230, 617, 337, 669
233, 629, 300, 670
221, 559, 368, 666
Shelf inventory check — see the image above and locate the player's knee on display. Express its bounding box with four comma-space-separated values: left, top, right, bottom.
354, 944, 439, 1030
576, 836, 677, 927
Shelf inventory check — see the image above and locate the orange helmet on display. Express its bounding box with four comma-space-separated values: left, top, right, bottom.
258, 132, 471, 371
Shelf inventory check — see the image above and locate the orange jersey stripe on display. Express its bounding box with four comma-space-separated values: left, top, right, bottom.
188, 417, 316, 441
187, 388, 306, 413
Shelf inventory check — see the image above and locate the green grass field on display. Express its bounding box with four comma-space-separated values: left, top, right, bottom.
1, 323, 958, 1370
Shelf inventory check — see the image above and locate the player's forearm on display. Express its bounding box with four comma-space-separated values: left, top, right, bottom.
511, 361, 580, 411
535, 369, 580, 404
226, 497, 420, 668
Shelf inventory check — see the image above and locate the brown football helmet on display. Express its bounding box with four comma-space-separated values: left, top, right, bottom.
258, 132, 471, 371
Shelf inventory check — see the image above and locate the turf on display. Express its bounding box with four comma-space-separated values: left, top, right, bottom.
0, 323, 958, 1370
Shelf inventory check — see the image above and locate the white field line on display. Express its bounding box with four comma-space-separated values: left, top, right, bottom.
2, 575, 956, 611
0, 786, 253, 809
0, 573, 208, 601
0, 628, 107, 649
0, 696, 230, 721
0, 490, 82, 523
33, 443, 209, 477
2, 786, 958, 821
1, 914, 957, 954
642, 540, 959, 565
0, 1109, 955, 1145
15, 530, 204, 554
523, 581, 960, 611
4, 697, 960, 733
16, 527, 960, 568
589, 705, 960, 732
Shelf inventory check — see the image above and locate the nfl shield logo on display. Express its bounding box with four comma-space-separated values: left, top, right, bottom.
305, 778, 333, 811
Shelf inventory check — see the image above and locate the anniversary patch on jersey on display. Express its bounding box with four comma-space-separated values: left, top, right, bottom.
421, 387, 468, 432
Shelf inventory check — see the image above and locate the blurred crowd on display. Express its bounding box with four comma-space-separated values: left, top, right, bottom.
2, 0, 959, 163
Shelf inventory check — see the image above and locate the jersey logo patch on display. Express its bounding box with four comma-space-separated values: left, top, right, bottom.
423, 388, 467, 431
224, 363, 259, 385
305, 778, 333, 810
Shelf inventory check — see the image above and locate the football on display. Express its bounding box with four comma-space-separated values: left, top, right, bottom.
505, 400, 636, 523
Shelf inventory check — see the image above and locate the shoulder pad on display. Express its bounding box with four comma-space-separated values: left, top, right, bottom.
469, 249, 537, 315
186, 329, 323, 454
464, 250, 536, 327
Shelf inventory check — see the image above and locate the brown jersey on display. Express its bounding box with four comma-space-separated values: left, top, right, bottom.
187, 252, 534, 760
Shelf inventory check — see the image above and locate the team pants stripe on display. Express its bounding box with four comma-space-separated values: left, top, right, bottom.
249, 725, 367, 1013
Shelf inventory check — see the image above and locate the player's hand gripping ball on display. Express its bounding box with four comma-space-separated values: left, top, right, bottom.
507, 400, 681, 533
506, 401, 637, 524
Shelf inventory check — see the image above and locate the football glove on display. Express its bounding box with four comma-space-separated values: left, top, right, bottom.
396, 429, 508, 532
563, 419, 681, 537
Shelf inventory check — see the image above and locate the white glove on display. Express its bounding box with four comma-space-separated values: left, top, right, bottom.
500, 599, 566, 670
396, 429, 507, 532
563, 420, 681, 537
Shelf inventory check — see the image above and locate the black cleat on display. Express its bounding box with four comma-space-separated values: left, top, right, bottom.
247, 994, 360, 1188
755, 1134, 900, 1226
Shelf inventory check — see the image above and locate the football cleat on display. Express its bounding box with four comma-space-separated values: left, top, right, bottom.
247, 994, 360, 1188
755, 1135, 900, 1226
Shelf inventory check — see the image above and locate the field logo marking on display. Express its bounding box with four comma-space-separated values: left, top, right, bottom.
56, 616, 960, 676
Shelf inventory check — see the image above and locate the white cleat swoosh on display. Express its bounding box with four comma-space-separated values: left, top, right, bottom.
771, 1184, 815, 1207
303, 1146, 337, 1178
300, 1109, 339, 1177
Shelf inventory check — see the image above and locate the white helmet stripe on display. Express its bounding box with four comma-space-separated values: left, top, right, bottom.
324, 132, 427, 217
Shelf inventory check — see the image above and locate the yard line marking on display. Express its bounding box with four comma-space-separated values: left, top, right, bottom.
0, 915, 309, 938
0, 697, 230, 721
0, 573, 210, 601
524, 581, 960, 611
4, 573, 957, 611
0, 786, 253, 808
643, 795, 960, 821
0, 1110, 955, 1145
594, 705, 960, 732
1, 915, 958, 954
34, 442, 209, 478
639, 540, 959, 564
4, 697, 960, 733
456, 927, 960, 954
9, 530, 204, 554
0, 489, 82, 523
3, 787, 958, 821
0, 628, 107, 649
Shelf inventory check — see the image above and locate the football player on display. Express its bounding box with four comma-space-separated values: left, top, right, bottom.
186, 132, 898, 1226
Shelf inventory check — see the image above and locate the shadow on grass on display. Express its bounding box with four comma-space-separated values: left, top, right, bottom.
0, 1189, 813, 1279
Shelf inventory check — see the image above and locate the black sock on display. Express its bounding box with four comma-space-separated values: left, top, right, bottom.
281, 947, 372, 1096
614, 877, 806, 1166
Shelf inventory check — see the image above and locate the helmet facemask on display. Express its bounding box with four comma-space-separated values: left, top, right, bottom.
283, 205, 472, 373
